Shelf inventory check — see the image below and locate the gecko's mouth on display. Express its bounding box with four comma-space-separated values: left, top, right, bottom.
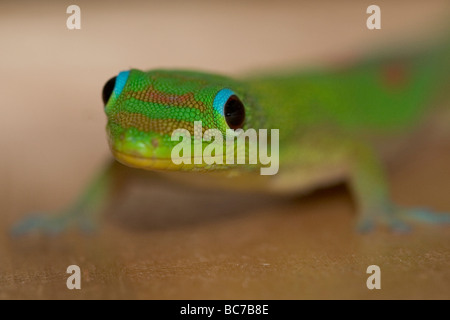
108, 127, 239, 172
107, 125, 189, 170
112, 149, 203, 171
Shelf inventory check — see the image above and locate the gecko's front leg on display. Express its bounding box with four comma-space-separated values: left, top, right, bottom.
348, 141, 450, 232
274, 132, 450, 232
11, 159, 123, 235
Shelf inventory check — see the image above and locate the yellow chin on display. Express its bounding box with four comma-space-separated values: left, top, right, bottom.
112, 149, 234, 172
112, 150, 266, 190
112, 150, 199, 171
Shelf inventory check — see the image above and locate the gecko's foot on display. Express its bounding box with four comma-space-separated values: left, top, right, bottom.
11, 211, 97, 237
357, 217, 411, 233
357, 206, 450, 233
401, 207, 450, 224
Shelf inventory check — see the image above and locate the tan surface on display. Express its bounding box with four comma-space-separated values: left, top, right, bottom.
1, 0, 450, 299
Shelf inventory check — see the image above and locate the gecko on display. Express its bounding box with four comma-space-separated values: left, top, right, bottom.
13, 38, 450, 235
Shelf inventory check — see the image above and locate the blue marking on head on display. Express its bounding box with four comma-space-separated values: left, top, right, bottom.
213, 88, 235, 116
113, 70, 130, 98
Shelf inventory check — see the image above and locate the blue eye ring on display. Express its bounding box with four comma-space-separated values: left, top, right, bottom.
102, 70, 130, 106
213, 88, 235, 116
114, 70, 130, 98
213, 88, 245, 129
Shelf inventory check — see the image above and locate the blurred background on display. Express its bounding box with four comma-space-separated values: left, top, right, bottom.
0, 0, 449, 299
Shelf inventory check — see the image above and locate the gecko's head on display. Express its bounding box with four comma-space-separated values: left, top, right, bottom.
102, 69, 258, 171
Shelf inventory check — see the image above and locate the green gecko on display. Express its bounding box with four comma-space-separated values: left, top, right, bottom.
13, 39, 450, 235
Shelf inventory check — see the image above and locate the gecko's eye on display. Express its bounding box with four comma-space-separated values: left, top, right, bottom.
213, 88, 245, 130
102, 71, 130, 106
224, 95, 245, 130
102, 76, 116, 105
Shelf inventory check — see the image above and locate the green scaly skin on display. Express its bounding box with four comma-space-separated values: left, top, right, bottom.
12, 40, 450, 235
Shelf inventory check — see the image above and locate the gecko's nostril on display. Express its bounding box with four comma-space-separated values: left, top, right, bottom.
102, 76, 117, 106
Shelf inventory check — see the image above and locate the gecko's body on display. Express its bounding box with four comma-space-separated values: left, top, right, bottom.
14, 39, 450, 234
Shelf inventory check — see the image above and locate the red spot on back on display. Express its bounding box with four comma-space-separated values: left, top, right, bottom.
382, 61, 410, 89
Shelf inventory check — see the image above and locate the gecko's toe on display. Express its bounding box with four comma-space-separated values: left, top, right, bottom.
402, 208, 450, 224
356, 218, 376, 233
10, 214, 54, 236
357, 205, 450, 234
11, 211, 96, 237
387, 219, 412, 233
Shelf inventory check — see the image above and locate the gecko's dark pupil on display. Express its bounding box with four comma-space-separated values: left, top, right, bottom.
102, 76, 117, 106
224, 95, 245, 130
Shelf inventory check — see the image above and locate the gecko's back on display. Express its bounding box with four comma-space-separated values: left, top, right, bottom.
245, 37, 450, 149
